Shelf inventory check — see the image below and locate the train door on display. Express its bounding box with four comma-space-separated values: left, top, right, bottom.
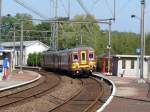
81, 51, 87, 64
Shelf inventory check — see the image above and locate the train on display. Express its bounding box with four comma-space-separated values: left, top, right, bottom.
41, 46, 97, 77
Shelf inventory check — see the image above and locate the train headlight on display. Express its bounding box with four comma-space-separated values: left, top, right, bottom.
89, 62, 96, 68
89, 62, 93, 67
72, 63, 79, 69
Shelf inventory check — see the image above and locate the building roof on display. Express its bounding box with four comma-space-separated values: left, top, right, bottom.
113, 54, 150, 58
0, 40, 49, 48
45, 46, 94, 54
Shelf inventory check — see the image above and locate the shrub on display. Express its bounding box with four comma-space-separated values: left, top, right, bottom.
27, 53, 42, 66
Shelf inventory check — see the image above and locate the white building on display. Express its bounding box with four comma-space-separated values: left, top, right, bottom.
112, 55, 150, 79
0, 40, 49, 65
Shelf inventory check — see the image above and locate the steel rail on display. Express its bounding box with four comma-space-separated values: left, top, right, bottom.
82, 76, 104, 112
49, 76, 104, 112
0, 70, 61, 109
93, 73, 116, 112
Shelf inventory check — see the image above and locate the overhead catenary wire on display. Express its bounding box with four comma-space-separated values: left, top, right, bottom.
59, 0, 68, 17
116, 0, 132, 18
92, 0, 102, 9
76, 0, 90, 15
93, 0, 102, 5
105, 0, 114, 17
14, 0, 48, 19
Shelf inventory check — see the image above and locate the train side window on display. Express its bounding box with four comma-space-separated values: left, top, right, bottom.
89, 53, 94, 60
73, 54, 78, 61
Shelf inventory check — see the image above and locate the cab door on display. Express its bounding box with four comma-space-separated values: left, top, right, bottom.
80, 51, 87, 64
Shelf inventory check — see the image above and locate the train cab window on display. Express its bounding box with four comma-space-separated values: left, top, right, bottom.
82, 53, 86, 61
89, 53, 94, 60
73, 54, 78, 61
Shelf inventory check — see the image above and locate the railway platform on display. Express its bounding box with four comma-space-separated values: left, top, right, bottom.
0, 70, 41, 91
103, 75, 150, 112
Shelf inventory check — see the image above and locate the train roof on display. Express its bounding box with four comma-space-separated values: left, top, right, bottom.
67, 46, 94, 52
43, 46, 94, 54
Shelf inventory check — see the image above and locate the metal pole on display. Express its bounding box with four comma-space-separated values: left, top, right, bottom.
13, 25, 16, 68
50, 0, 52, 48
139, 0, 145, 82
13, 26, 16, 51
113, 0, 116, 20
108, 20, 111, 74
144, 32, 145, 55
20, 21, 23, 73
55, 0, 58, 50
80, 33, 83, 45
68, 0, 70, 19
0, 0, 2, 40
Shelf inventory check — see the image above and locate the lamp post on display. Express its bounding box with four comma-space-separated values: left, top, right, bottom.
131, 15, 141, 79
107, 19, 112, 74
131, 0, 145, 83
18, 20, 24, 74
0, 0, 2, 40
139, 0, 145, 82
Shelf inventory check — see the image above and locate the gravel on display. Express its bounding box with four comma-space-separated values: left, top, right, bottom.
0, 76, 82, 112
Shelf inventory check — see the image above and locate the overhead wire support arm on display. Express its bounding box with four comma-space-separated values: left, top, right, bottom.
12, 17, 111, 24
113, 0, 116, 21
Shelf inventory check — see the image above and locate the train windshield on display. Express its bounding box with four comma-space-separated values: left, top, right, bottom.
82, 53, 86, 61
73, 54, 78, 61
89, 53, 94, 60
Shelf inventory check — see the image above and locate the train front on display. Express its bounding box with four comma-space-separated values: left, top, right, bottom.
71, 47, 97, 76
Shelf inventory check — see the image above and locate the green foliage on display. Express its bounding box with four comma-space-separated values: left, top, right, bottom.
145, 33, 150, 55
111, 31, 138, 55
1, 13, 34, 42
27, 53, 41, 66
27, 53, 33, 66
2, 13, 150, 56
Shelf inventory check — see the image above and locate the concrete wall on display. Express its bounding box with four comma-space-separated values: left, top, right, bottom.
148, 60, 150, 80
116, 57, 149, 78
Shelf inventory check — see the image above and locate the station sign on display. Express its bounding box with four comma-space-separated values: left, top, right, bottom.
136, 48, 140, 54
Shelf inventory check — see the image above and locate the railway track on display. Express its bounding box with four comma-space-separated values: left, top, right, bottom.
0, 68, 111, 112
49, 76, 104, 112
0, 71, 61, 110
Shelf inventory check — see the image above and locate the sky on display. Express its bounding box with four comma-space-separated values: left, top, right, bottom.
2, 0, 150, 33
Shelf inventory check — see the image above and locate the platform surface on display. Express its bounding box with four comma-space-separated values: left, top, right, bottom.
103, 76, 150, 112
0, 70, 40, 91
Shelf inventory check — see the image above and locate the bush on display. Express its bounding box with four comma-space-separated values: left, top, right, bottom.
27, 53, 41, 66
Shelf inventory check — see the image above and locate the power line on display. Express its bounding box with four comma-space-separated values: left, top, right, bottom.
93, 0, 101, 5
116, 0, 132, 18
105, 0, 114, 17
60, 0, 68, 17
76, 0, 90, 15
14, 0, 48, 19
93, 0, 102, 8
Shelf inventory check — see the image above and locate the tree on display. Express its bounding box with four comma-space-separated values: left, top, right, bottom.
111, 31, 138, 55
145, 33, 150, 55
27, 53, 42, 66
1, 13, 143, 56
1, 13, 34, 42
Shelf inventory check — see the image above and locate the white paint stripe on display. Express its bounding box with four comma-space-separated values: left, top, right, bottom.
0, 72, 41, 91
92, 73, 116, 112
